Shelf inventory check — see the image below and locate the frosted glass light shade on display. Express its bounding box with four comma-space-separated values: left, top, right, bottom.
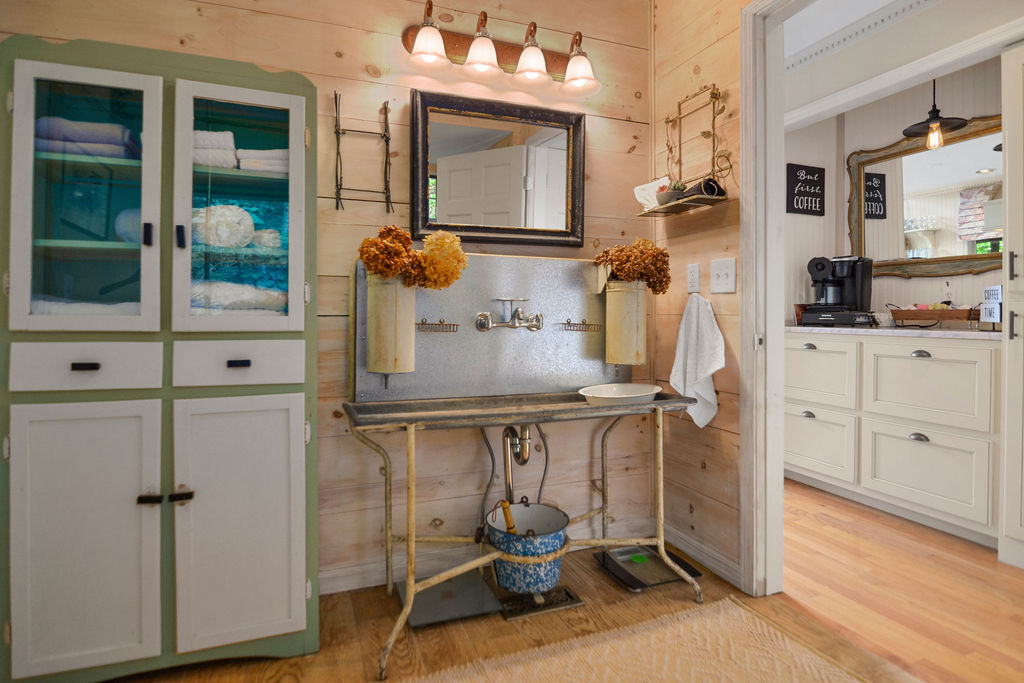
410, 24, 448, 69
562, 53, 600, 96
464, 35, 502, 79
514, 44, 551, 87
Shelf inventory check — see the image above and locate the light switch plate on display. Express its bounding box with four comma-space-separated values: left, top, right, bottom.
687, 263, 700, 293
710, 257, 736, 293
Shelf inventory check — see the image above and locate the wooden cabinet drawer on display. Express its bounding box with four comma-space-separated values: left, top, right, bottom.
860, 417, 991, 525
784, 336, 859, 408
784, 403, 857, 483
862, 342, 992, 431
9, 342, 163, 391
172, 340, 305, 387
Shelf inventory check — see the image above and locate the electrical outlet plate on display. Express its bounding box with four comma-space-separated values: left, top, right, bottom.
687, 263, 700, 293
710, 257, 736, 293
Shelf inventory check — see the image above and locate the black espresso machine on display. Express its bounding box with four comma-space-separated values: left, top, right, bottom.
801, 256, 878, 327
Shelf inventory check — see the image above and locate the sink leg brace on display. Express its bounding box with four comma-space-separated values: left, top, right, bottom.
351, 407, 701, 680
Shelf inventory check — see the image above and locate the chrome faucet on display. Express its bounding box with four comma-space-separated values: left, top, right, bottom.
476, 297, 544, 332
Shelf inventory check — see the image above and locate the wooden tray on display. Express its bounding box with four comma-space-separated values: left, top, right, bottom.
889, 308, 979, 322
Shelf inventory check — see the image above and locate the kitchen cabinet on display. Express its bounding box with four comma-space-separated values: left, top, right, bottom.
0, 36, 318, 682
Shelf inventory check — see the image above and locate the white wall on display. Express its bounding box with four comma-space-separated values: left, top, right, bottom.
785, 59, 1003, 322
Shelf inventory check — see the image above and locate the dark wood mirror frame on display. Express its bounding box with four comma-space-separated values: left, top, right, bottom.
847, 114, 1002, 278
410, 90, 585, 247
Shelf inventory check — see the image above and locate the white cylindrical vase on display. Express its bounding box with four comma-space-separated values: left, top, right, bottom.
366, 274, 415, 373
605, 280, 647, 365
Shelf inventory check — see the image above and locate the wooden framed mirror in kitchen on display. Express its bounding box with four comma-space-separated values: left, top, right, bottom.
848, 114, 1002, 278
410, 90, 584, 247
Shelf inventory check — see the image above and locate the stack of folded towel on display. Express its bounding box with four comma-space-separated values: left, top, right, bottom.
34, 116, 140, 159
193, 130, 238, 169
237, 148, 289, 174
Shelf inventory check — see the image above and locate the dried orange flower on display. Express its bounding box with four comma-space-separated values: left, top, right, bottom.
595, 238, 671, 295
358, 225, 466, 289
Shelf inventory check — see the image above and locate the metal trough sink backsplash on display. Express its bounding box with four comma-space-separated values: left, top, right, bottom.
353, 254, 626, 402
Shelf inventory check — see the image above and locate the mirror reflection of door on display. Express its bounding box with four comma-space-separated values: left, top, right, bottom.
863, 131, 1003, 261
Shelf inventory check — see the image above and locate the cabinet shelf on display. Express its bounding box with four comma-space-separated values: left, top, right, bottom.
637, 194, 727, 217
191, 244, 288, 265
34, 151, 141, 182
193, 165, 287, 198
33, 238, 141, 259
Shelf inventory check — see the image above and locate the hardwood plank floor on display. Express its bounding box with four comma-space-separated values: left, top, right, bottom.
127, 480, 1024, 682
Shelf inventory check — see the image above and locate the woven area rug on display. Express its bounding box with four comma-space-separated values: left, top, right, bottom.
410, 596, 890, 682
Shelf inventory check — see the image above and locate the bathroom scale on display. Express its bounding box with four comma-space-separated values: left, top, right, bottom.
396, 571, 502, 628
594, 545, 702, 592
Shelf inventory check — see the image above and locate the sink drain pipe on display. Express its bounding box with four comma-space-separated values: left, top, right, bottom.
477, 423, 551, 526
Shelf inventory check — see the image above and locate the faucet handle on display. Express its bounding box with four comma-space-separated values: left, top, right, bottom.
527, 312, 544, 331
495, 297, 528, 303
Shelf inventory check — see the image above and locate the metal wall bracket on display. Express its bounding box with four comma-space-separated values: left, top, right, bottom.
334, 93, 394, 213
2, 435, 9, 462
663, 83, 733, 187
304, 421, 312, 445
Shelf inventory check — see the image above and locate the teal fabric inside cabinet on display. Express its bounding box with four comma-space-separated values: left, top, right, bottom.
0, 36, 319, 682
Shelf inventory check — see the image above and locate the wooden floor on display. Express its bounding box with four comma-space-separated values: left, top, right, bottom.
131, 480, 1024, 682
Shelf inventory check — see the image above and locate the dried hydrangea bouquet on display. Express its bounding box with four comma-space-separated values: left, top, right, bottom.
358, 226, 467, 373
595, 238, 671, 364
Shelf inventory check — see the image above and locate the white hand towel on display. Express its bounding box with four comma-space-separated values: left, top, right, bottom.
669, 293, 725, 428
193, 130, 235, 151
239, 158, 289, 173
192, 147, 238, 169
236, 148, 289, 161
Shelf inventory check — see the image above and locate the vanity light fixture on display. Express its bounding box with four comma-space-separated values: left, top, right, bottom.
562, 32, 601, 97
513, 22, 551, 87
464, 12, 502, 80
901, 79, 968, 150
409, 0, 448, 69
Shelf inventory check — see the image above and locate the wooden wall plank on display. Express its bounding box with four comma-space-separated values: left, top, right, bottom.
664, 414, 740, 507
664, 479, 740, 564
317, 275, 350, 316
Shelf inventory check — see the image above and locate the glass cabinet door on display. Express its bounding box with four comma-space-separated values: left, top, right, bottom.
8, 60, 162, 330
172, 80, 305, 332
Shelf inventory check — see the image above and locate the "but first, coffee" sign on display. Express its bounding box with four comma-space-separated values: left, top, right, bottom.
786, 163, 825, 216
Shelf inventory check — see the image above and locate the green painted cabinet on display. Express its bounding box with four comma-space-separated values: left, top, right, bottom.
0, 36, 319, 683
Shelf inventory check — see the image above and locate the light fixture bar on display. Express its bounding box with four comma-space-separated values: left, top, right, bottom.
401, 25, 572, 81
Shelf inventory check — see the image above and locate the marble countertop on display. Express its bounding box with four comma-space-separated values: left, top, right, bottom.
784, 325, 1001, 340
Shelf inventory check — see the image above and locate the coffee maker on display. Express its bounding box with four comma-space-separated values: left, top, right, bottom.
801, 255, 877, 326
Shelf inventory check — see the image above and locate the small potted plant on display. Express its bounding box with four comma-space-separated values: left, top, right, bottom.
656, 179, 687, 206
358, 226, 467, 373
595, 238, 671, 364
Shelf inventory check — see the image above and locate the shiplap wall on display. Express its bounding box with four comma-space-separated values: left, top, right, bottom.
0, 0, 654, 591
652, 0, 744, 583
785, 59, 1002, 324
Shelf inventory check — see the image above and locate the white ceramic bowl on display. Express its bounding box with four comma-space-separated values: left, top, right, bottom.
578, 383, 663, 406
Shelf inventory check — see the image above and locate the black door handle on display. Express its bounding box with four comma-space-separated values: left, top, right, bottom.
136, 493, 164, 506
1011, 251, 1017, 281
176, 224, 186, 249
169, 489, 195, 503
70, 362, 101, 371
226, 359, 252, 368
142, 222, 153, 246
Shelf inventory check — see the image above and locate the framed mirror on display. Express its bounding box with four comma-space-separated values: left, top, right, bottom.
847, 115, 1002, 277
410, 90, 584, 247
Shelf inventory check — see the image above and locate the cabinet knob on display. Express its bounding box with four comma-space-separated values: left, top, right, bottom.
70, 362, 101, 371
802, 343, 817, 350
142, 222, 153, 246
226, 359, 252, 368
136, 492, 163, 506
800, 410, 816, 419
908, 432, 930, 443
169, 485, 195, 505
910, 350, 931, 358
175, 224, 187, 249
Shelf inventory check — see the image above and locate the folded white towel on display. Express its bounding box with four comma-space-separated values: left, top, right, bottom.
239, 158, 289, 173
114, 208, 142, 242
236, 148, 289, 161
35, 116, 133, 146
35, 137, 129, 159
252, 229, 282, 248
669, 293, 725, 428
633, 176, 670, 211
193, 130, 235, 151
192, 147, 237, 169
191, 281, 287, 312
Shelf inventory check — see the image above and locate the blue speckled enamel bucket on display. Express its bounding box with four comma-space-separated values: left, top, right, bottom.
487, 502, 569, 594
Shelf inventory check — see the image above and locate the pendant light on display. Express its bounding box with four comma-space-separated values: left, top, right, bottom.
901, 79, 968, 150
409, 0, 448, 69
514, 22, 551, 88
464, 11, 501, 80
561, 32, 601, 97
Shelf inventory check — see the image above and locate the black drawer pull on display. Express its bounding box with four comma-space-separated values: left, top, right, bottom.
176, 224, 186, 249
142, 222, 153, 246
70, 362, 101, 371
136, 493, 163, 506
169, 490, 195, 503
226, 359, 252, 368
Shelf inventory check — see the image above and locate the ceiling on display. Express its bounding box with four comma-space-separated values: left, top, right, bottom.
900, 132, 1003, 195
783, 0, 893, 59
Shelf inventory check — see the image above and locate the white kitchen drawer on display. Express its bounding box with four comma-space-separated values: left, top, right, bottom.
784, 403, 857, 483
172, 340, 305, 387
9, 342, 163, 391
860, 417, 991, 525
784, 335, 859, 408
862, 341, 992, 432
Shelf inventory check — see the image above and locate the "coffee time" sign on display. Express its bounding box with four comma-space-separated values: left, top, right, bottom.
786, 163, 825, 216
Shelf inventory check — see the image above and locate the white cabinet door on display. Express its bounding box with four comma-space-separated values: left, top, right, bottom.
172, 80, 305, 332
783, 403, 857, 483
9, 60, 162, 331
10, 400, 162, 678
173, 394, 306, 653
1004, 296, 1024, 545
783, 335, 859, 409
1004, 42, 1024, 295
